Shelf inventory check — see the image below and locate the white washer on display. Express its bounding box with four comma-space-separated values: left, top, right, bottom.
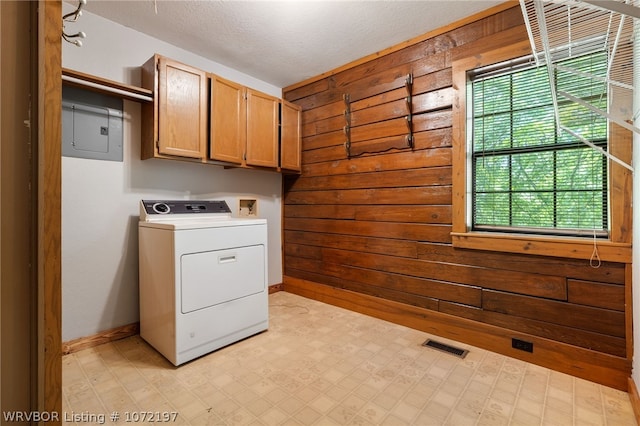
138, 200, 268, 365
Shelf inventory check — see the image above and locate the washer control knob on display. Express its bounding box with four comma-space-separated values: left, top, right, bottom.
152, 202, 170, 214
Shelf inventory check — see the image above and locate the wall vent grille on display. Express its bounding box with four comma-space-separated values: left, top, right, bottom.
422, 339, 469, 359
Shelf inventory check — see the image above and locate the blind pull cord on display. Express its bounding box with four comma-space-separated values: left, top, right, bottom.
590, 229, 601, 268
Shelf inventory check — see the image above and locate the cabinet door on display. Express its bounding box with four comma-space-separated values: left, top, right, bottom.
157, 57, 207, 159
246, 89, 279, 168
280, 100, 302, 172
210, 75, 245, 164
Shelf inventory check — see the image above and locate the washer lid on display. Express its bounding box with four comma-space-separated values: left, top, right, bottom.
140, 200, 232, 222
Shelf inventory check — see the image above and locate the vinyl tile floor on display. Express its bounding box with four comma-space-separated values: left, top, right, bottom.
63, 291, 636, 425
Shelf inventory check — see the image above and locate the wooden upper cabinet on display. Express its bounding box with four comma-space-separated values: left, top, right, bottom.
211, 79, 280, 169
280, 100, 302, 172
246, 89, 279, 168
141, 55, 207, 160
142, 54, 301, 172
210, 75, 245, 164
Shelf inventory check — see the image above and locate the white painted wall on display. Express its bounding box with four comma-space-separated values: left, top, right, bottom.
62, 5, 283, 341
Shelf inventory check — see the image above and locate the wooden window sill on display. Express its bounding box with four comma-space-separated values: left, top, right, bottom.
451, 232, 631, 263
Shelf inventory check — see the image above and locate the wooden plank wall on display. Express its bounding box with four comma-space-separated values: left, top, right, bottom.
282, 5, 630, 389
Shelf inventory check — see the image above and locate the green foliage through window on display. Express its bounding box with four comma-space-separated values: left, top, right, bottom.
470, 52, 608, 237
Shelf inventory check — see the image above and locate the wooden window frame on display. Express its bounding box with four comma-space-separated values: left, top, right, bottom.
451, 40, 632, 263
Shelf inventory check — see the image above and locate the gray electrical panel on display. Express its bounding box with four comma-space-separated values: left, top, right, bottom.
62, 85, 123, 161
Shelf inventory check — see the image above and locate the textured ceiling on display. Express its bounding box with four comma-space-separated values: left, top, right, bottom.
80, 0, 506, 88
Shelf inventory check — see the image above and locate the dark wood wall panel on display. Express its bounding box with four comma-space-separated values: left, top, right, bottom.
285, 203, 451, 224
285, 267, 442, 311
317, 249, 567, 299
285, 186, 451, 205
302, 128, 453, 164
285, 258, 481, 308
301, 148, 452, 175
285, 219, 451, 243
355, 205, 452, 224
439, 301, 626, 357
282, 3, 629, 375
567, 279, 625, 311
416, 243, 625, 284
285, 232, 418, 258
286, 167, 451, 191
482, 290, 624, 337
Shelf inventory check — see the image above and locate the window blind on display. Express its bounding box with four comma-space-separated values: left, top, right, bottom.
470, 52, 608, 237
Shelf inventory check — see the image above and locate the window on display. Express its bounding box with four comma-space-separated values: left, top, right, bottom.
451, 40, 632, 262
469, 52, 608, 237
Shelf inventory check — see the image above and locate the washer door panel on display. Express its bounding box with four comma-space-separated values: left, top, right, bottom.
180, 244, 265, 313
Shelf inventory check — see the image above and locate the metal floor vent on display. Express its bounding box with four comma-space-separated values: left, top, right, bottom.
422, 339, 469, 359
